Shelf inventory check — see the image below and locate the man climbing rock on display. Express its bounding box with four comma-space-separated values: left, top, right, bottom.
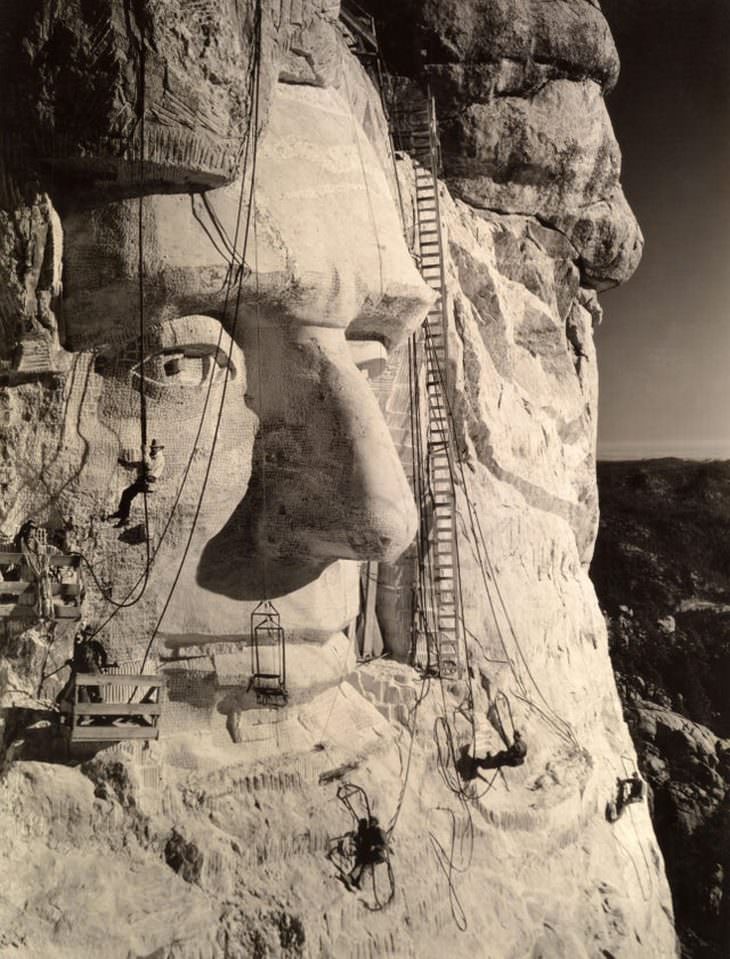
108, 439, 165, 528
617, 771, 645, 809
475, 729, 528, 770
347, 816, 390, 889
506, 729, 527, 765
607, 771, 646, 823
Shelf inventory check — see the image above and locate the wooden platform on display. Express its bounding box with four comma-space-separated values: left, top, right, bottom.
62, 673, 166, 745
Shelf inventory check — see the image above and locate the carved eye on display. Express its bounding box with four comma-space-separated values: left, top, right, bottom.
94, 316, 239, 393
133, 345, 235, 389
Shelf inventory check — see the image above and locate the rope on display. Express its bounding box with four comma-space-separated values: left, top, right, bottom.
428, 804, 474, 932
386, 672, 430, 836
135, 12, 152, 603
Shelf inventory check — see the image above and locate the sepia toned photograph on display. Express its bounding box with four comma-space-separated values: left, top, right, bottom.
0, 2, 727, 957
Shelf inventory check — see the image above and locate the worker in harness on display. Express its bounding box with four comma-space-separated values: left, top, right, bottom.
617, 772, 645, 809
347, 816, 390, 889
109, 439, 165, 528
606, 770, 646, 822
475, 729, 528, 770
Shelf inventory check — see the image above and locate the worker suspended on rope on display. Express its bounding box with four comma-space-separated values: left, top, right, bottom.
327, 784, 395, 909
57, 622, 117, 724
347, 816, 390, 890
606, 771, 646, 822
108, 439, 165, 528
617, 772, 645, 809
475, 729, 527, 770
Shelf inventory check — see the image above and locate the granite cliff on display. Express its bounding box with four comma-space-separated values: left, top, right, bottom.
0, 3, 676, 957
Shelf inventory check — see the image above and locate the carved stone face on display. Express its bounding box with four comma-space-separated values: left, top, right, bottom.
0, 7, 432, 675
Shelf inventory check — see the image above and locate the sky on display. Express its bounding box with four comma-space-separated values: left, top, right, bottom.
596, 0, 730, 460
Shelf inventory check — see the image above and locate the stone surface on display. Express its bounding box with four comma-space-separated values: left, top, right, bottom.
593, 459, 730, 958
0, 2, 677, 958
371, 0, 642, 289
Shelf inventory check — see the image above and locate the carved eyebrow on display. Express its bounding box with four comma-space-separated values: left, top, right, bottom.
92, 314, 237, 378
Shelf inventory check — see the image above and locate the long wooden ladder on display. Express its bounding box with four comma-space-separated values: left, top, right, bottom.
403, 96, 461, 677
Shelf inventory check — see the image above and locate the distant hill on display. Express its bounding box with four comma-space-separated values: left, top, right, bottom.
592, 459, 730, 959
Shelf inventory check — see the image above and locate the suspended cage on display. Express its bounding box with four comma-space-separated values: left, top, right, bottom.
250, 600, 288, 706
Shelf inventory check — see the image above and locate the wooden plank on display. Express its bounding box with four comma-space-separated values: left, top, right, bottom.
0, 604, 35, 619
71, 726, 159, 742
54, 606, 82, 619
74, 703, 162, 716
0, 552, 23, 563
0, 581, 32, 593
47, 555, 80, 567
75, 673, 164, 687
58, 583, 82, 595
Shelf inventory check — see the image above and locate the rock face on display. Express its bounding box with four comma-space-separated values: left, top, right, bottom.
0, 3, 677, 958
593, 459, 730, 958
370, 0, 643, 290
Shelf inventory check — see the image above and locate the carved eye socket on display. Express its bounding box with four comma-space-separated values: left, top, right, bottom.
132, 344, 235, 389
348, 339, 388, 379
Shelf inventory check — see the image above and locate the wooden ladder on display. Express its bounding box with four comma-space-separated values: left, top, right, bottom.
401, 97, 461, 678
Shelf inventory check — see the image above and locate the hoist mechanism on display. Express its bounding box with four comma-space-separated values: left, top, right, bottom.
249, 600, 288, 707
0, 524, 83, 623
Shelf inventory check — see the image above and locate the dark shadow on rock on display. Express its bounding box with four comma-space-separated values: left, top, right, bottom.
196, 453, 330, 600
118, 523, 147, 546
476, 749, 525, 771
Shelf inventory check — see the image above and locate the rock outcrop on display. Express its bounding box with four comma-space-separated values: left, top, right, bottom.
0, 3, 676, 958
370, 0, 643, 290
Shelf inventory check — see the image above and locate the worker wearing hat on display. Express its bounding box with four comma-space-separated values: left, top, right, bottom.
108, 439, 166, 528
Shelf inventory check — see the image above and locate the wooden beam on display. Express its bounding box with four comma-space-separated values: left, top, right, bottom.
75, 673, 164, 687
53, 606, 82, 619
0, 581, 32, 593
47, 555, 80, 567
0, 604, 35, 619
71, 727, 160, 742
0, 552, 24, 563
74, 703, 162, 716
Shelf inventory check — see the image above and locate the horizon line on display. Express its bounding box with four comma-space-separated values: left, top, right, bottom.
598, 441, 730, 462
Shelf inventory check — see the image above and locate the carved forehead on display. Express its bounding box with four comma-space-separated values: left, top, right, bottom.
0, 0, 255, 195
0, 1, 344, 200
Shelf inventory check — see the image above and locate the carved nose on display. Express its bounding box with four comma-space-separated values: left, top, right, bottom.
254, 327, 418, 566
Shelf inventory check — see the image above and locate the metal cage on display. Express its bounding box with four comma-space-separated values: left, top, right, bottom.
250, 600, 288, 706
